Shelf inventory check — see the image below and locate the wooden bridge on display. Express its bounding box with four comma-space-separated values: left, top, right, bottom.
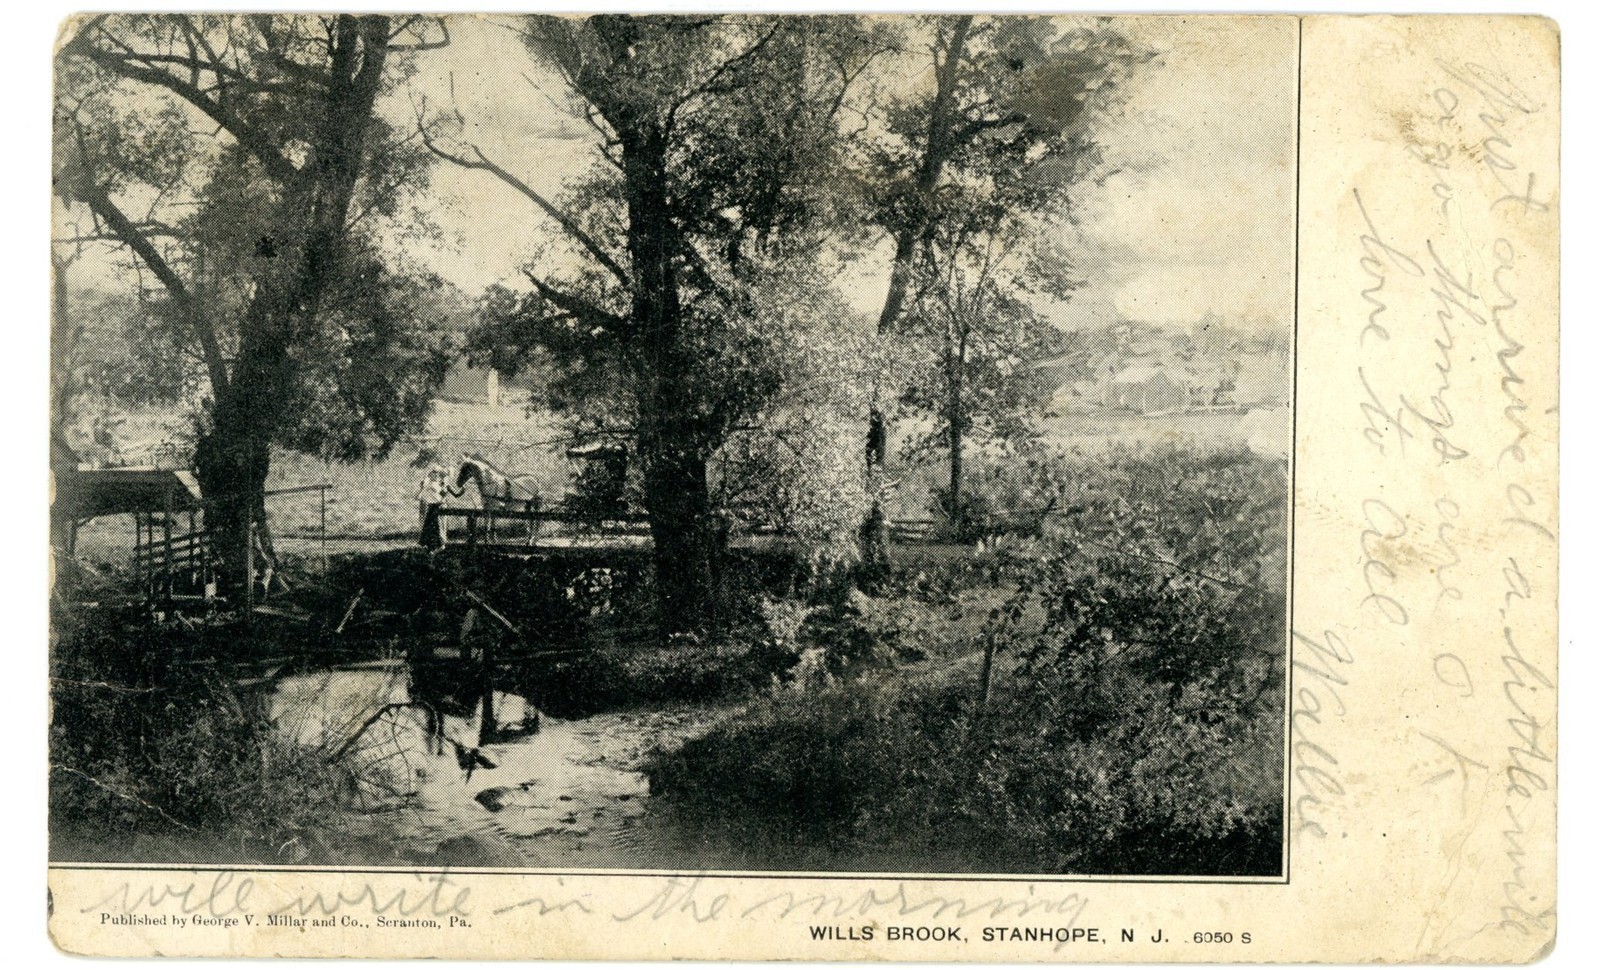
435, 505, 941, 554
437, 505, 646, 550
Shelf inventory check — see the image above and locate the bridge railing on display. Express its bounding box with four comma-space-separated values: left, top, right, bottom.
433, 507, 961, 552
436, 506, 652, 548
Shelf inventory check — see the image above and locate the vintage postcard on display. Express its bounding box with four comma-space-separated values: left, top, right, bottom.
46, 11, 1558, 962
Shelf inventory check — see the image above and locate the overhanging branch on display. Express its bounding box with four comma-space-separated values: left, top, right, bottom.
72, 179, 230, 397
522, 269, 628, 334
419, 112, 630, 288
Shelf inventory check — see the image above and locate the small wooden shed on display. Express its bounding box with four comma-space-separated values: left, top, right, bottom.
52, 466, 208, 597
1102, 366, 1187, 414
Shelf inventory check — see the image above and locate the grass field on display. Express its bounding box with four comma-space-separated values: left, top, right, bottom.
63, 396, 1290, 571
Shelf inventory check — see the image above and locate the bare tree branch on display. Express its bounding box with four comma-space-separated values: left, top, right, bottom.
63, 23, 302, 183
70, 178, 230, 397
53, 222, 182, 245
665, 19, 784, 131
521, 268, 627, 334
387, 15, 451, 51
418, 110, 632, 287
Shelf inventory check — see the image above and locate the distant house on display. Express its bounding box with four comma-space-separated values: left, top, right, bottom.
1089, 352, 1125, 385
1102, 366, 1186, 414
1047, 383, 1076, 417
1178, 367, 1210, 407
440, 359, 500, 406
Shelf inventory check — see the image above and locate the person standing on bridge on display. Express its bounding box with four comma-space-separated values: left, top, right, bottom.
417, 465, 461, 550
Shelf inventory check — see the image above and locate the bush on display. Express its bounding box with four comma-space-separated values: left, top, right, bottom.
647, 445, 1287, 875
646, 679, 922, 839
649, 643, 1281, 875
929, 447, 1067, 542
49, 608, 371, 863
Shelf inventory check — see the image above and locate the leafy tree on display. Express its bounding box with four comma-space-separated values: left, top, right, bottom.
708, 264, 882, 555
425, 15, 885, 629
899, 216, 1066, 537
50, 226, 195, 459
857, 15, 1152, 558
54, 14, 451, 569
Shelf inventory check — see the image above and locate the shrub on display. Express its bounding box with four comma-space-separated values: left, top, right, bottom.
929, 447, 1067, 542
49, 609, 373, 863
647, 444, 1288, 875
646, 679, 916, 839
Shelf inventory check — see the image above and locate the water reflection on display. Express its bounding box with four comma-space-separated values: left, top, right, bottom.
268, 661, 666, 868
266, 661, 937, 872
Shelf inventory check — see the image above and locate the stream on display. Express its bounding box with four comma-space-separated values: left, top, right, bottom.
268, 662, 739, 869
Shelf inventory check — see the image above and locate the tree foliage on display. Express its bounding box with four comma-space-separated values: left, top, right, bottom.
863, 16, 1150, 302
649, 446, 1286, 875
54, 14, 452, 564
427, 15, 890, 626
898, 223, 1066, 534
858, 15, 1153, 539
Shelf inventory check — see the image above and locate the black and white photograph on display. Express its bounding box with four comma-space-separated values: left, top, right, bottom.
49, 12, 1295, 880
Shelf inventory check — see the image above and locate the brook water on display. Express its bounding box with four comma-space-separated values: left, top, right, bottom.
268, 661, 736, 868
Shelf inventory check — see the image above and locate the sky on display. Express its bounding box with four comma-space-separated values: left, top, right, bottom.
1060, 17, 1297, 330
397, 15, 1299, 333
57, 15, 1299, 336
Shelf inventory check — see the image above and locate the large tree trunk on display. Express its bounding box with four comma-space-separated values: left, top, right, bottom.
193, 309, 292, 584
639, 431, 721, 629
859, 15, 976, 575
945, 328, 968, 538
621, 126, 722, 635
194, 15, 392, 585
947, 407, 965, 536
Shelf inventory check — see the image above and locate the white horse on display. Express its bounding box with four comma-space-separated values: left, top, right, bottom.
453, 454, 542, 542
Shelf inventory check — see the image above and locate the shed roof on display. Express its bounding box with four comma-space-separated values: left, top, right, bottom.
53, 467, 203, 520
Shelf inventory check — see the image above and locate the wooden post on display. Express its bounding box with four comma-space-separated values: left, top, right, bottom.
162, 487, 174, 601
134, 512, 144, 598
319, 484, 328, 575
977, 637, 996, 709
244, 519, 256, 611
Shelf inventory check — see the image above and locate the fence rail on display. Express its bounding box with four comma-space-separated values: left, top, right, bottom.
130, 531, 208, 571
437, 506, 652, 548
888, 519, 939, 542
433, 506, 958, 551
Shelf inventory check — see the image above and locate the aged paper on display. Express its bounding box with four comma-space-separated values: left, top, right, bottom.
46, 12, 1557, 962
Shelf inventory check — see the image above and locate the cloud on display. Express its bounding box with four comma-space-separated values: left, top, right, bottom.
1115, 262, 1287, 325
405, 15, 1299, 334
1059, 16, 1298, 328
